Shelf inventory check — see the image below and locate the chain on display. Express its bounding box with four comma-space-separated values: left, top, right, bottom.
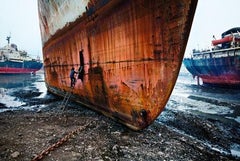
31, 122, 91, 161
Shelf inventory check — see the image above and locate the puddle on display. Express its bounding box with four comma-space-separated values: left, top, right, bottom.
0, 73, 46, 111
231, 144, 240, 158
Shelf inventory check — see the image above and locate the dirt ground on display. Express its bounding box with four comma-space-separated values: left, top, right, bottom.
0, 89, 238, 161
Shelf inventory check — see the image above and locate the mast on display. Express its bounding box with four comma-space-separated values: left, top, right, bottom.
6, 36, 11, 45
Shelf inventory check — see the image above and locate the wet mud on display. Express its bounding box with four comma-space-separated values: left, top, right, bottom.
0, 73, 239, 160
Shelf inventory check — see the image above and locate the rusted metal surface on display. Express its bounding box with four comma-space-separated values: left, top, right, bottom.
38, 0, 198, 130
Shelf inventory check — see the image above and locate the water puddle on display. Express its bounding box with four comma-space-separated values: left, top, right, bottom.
231, 144, 240, 158
33, 81, 47, 98
0, 93, 25, 112
0, 74, 46, 111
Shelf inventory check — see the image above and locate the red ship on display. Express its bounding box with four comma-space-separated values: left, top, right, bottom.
0, 36, 42, 74
183, 27, 240, 87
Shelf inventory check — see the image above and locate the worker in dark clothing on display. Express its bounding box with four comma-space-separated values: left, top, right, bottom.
70, 67, 77, 88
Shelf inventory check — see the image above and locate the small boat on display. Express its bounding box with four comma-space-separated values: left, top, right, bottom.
0, 36, 43, 74
183, 27, 240, 87
38, 0, 198, 130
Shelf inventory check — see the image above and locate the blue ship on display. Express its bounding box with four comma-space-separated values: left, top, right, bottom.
0, 36, 43, 74
183, 27, 240, 87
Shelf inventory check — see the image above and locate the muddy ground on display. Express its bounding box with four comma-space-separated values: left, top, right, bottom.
0, 88, 239, 161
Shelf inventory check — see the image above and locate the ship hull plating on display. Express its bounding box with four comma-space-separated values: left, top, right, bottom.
0, 61, 42, 74
183, 49, 240, 87
38, 0, 197, 130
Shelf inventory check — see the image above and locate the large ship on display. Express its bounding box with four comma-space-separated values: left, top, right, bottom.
0, 36, 43, 74
38, 0, 198, 130
183, 27, 240, 87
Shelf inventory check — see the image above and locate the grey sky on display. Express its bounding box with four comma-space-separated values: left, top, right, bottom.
0, 0, 239, 59
0, 0, 41, 58
186, 0, 240, 56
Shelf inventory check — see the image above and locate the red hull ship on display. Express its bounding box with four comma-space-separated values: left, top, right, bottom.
38, 0, 197, 130
184, 27, 240, 87
0, 36, 42, 74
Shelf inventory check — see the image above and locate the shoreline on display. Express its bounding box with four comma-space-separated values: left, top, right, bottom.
0, 104, 237, 161
0, 75, 239, 160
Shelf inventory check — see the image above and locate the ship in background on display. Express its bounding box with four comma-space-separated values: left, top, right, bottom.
0, 36, 43, 74
183, 27, 240, 88
38, 0, 198, 130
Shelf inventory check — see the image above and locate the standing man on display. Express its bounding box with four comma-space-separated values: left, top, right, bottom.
70, 67, 77, 88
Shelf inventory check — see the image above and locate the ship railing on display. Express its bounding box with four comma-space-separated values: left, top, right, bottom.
191, 46, 240, 59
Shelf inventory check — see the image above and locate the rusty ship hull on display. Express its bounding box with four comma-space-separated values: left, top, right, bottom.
38, 0, 197, 130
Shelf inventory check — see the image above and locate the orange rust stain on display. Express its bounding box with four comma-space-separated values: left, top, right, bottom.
41, 0, 197, 130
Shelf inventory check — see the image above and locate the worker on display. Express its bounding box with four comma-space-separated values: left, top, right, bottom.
70, 67, 77, 87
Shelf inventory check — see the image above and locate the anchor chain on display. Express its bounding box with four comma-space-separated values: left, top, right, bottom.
31, 122, 91, 161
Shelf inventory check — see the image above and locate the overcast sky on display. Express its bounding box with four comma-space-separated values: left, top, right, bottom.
0, 0, 41, 57
0, 0, 239, 59
186, 0, 240, 56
